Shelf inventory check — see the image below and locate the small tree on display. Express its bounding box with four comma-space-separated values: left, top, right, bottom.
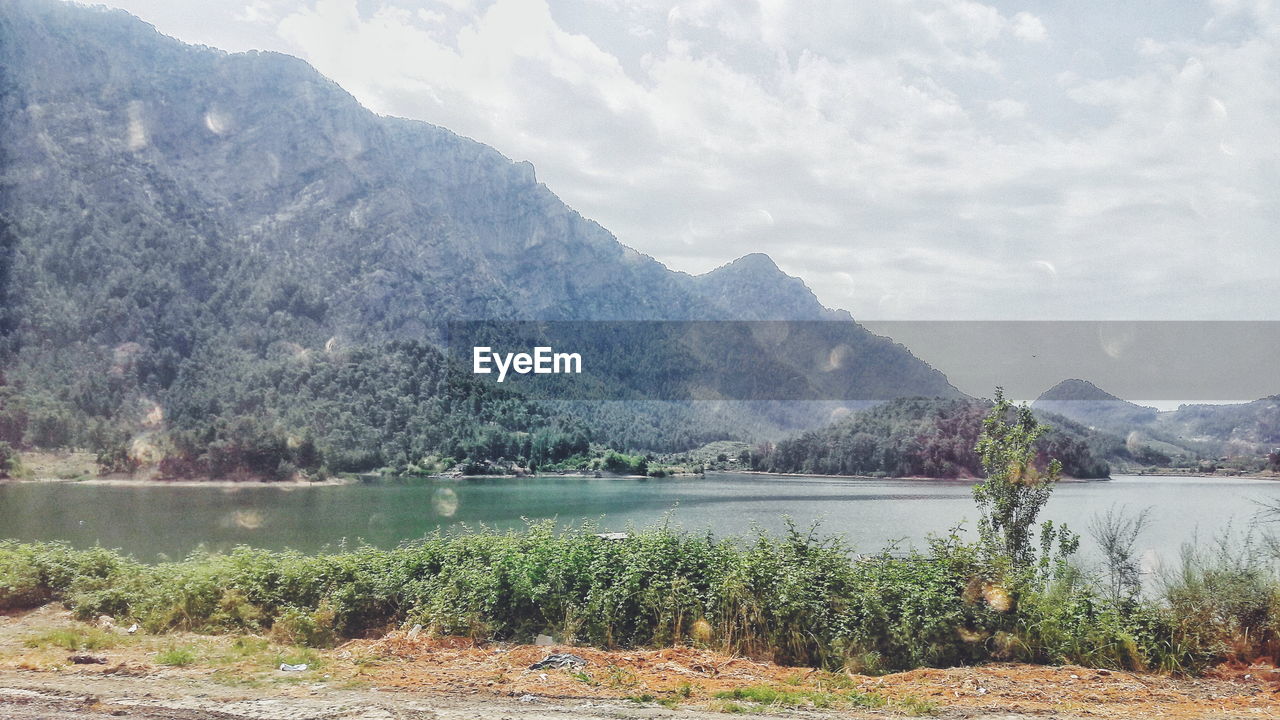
0, 441, 20, 478
973, 388, 1069, 573
1089, 505, 1152, 604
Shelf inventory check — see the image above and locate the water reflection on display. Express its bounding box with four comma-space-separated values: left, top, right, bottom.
0, 474, 1273, 563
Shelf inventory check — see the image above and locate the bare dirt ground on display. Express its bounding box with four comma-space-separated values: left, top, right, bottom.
1, 606, 1278, 719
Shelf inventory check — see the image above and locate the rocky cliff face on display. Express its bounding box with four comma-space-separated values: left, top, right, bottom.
1, 0, 701, 336
690, 254, 849, 321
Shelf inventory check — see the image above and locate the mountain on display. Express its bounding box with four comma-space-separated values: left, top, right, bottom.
1158, 397, 1280, 455
691, 254, 848, 321
1034, 379, 1280, 468
0, 0, 957, 476
1033, 379, 1159, 431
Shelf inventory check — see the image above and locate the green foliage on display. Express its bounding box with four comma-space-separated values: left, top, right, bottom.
23, 626, 116, 651
3, 515, 1273, 672
973, 388, 1065, 571
714, 685, 845, 709
156, 646, 198, 666
0, 0, 961, 480
0, 440, 22, 478
1090, 506, 1152, 604
750, 397, 1110, 479
268, 606, 338, 648
1159, 535, 1280, 670
601, 450, 648, 475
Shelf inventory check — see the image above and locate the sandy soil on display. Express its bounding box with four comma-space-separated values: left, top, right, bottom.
0, 606, 1278, 719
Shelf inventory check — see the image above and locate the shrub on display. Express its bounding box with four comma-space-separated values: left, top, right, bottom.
269, 605, 338, 648
0, 517, 1277, 673
0, 441, 22, 478
156, 646, 197, 666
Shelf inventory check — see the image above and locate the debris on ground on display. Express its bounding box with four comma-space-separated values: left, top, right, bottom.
0, 605, 1277, 719
68, 655, 107, 665
277, 663, 308, 672
529, 653, 587, 670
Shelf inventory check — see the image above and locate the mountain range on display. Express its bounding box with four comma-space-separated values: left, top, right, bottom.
1034, 379, 1280, 469
2, 0, 1270, 481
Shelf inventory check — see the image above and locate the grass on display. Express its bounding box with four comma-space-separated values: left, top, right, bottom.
711, 685, 936, 715
707, 699, 763, 714
893, 694, 940, 716
715, 686, 865, 710
1, 516, 1278, 676
156, 646, 197, 666
603, 664, 639, 688
24, 627, 116, 651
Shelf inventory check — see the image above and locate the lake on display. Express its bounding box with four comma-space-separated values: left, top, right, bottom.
1, 474, 1277, 568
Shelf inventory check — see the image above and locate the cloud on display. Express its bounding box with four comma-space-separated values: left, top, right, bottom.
987, 98, 1027, 120
96, 0, 1280, 321
1010, 11, 1047, 43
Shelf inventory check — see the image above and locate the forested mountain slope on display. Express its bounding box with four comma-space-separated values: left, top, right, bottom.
0, 0, 956, 476
749, 397, 1115, 479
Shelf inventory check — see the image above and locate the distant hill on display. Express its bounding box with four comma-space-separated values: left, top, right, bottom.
1034, 379, 1280, 468
1034, 379, 1159, 431
1159, 396, 1280, 455
0, 0, 957, 476
749, 397, 1114, 479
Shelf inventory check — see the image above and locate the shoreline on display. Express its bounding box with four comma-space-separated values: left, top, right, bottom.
9, 468, 1277, 487
4, 475, 357, 488
715, 469, 1108, 482
1123, 470, 1280, 481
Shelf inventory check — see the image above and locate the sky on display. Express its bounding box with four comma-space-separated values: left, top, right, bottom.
89, 0, 1280, 320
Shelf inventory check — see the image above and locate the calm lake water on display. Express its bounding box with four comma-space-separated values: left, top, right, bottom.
1, 474, 1277, 567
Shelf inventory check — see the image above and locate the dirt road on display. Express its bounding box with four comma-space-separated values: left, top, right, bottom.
0, 675, 1104, 720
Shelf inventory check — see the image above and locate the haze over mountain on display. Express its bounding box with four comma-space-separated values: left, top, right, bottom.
0, 0, 957, 476
1034, 380, 1159, 430
1034, 379, 1280, 466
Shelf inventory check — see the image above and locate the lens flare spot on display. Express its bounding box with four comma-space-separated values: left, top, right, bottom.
432, 487, 459, 517
142, 402, 164, 429
823, 344, 853, 372
228, 510, 264, 530
983, 583, 1013, 613
204, 108, 231, 135
691, 618, 714, 643
128, 433, 163, 465
126, 100, 148, 151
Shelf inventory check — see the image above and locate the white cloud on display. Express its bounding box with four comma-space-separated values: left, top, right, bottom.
1010, 11, 1047, 43
987, 97, 1026, 120
94, 0, 1280, 320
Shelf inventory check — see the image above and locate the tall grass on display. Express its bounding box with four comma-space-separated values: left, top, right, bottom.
4, 519, 1277, 673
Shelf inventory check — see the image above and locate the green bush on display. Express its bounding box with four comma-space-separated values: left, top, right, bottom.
0, 520, 1276, 672
0, 441, 22, 478
156, 646, 197, 666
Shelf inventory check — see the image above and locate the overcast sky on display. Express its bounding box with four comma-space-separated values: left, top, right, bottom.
91, 0, 1280, 320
